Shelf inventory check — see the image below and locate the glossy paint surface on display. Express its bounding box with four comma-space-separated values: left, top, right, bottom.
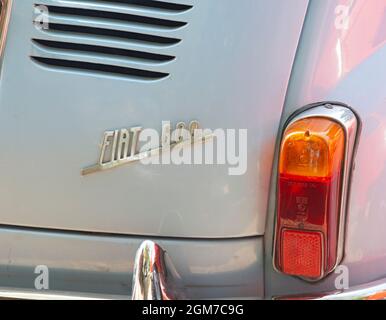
0, 0, 308, 238
266, 0, 386, 297
0, 227, 263, 299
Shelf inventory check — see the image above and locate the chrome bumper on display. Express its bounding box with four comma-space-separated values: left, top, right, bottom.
0, 240, 384, 300
132, 241, 386, 300
0, 289, 128, 300
0, 240, 182, 300
317, 279, 386, 300
276, 278, 386, 300
132, 240, 184, 300
134, 242, 385, 301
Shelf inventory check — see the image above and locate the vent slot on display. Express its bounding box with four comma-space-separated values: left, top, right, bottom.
47, 23, 181, 45
32, 39, 175, 62
98, 0, 193, 12
31, 1, 191, 80
31, 57, 169, 80
44, 5, 187, 28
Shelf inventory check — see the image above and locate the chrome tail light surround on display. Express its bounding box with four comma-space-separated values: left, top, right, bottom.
273, 103, 361, 281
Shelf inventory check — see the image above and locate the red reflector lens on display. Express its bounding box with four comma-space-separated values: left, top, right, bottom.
282, 230, 323, 278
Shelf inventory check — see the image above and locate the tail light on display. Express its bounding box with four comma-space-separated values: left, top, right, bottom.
274, 104, 359, 281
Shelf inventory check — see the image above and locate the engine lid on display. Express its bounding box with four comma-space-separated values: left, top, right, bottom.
0, 0, 308, 238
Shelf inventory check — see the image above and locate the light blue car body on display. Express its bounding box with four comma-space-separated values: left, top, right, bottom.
0, 0, 385, 299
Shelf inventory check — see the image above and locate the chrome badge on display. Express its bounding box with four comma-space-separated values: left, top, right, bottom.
82, 121, 212, 176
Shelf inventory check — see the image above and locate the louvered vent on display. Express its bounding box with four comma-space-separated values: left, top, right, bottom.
31, 0, 192, 80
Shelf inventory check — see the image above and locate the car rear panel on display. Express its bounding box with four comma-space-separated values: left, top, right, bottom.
0, 0, 307, 237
